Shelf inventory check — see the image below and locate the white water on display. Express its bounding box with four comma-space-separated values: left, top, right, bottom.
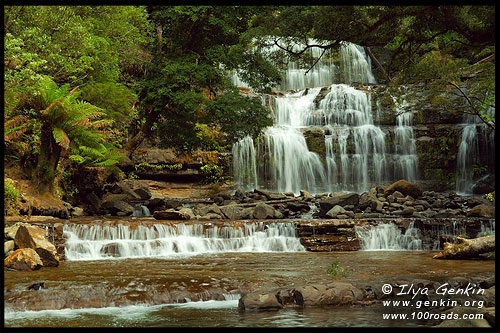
391, 97, 419, 182
355, 222, 423, 251
63, 222, 305, 260
232, 40, 420, 194
455, 114, 479, 195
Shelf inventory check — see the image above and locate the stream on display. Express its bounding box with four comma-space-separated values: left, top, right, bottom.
5, 249, 494, 327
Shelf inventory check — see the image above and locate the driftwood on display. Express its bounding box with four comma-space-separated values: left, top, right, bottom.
433, 235, 495, 260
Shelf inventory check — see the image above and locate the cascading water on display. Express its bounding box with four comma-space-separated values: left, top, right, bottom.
355, 222, 423, 251
63, 222, 305, 260
392, 99, 418, 182
232, 40, 416, 194
455, 108, 495, 195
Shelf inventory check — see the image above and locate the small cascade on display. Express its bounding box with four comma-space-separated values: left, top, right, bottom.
392, 100, 418, 182
132, 205, 151, 217
355, 222, 423, 250
456, 114, 479, 195
340, 41, 375, 84
456, 109, 495, 195
63, 222, 305, 260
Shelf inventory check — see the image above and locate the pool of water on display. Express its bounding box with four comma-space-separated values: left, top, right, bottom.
4, 251, 494, 327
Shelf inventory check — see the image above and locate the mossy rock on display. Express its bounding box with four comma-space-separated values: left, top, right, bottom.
303, 129, 326, 162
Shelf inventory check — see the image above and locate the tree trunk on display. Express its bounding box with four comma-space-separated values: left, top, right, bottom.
364, 46, 391, 82
433, 235, 495, 259
124, 108, 161, 158
32, 123, 61, 194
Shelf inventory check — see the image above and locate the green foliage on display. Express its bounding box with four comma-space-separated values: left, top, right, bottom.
134, 162, 183, 172
326, 260, 346, 279
4, 179, 20, 215
200, 163, 229, 184
484, 192, 495, 202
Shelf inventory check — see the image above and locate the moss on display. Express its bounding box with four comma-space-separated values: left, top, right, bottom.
303, 130, 326, 163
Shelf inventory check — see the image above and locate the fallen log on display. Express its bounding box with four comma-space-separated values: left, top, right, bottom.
433, 235, 495, 260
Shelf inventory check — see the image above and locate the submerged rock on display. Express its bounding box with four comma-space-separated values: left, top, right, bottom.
238, 292, 283, 311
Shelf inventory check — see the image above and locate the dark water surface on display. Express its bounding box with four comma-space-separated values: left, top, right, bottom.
4, 251, 494, 327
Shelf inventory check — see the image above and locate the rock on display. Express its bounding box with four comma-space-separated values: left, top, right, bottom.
325, 205, 346, 218
467, 204, 495, 218
5, 240, 15, 257
300, 190, 314, 200
384, 179, 423, 198
293, 282, 365, 307
472, 174, 495, 195
238, 292, 283, 311
319, 193, 359, 216
101, 198, 134, 216
220, 205, 253, 219
358, 191, 379, 210
178, 207, 195, 219
153, 209, 191, 220
196, 203, 222, 216
253, 203, 279, 219
146, 198, 165, 213
4, 248, 43, 271
286, 201, 310, 212
164, 199, 182, 209
71, 206, 85, 217
5, 222, 29, 240
100, 243, 121, 257
254, 189, 287, 200
14, 224, 59, 267
133, 187, 152, 200
401, 206, 415, 217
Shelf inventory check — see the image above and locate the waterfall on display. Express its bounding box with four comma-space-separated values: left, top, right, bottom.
132, 205, 151, 217
232, 40, 419, 194
455, 108, 495, 195
340, 41, 376, 84
63, 222, 305, 260
393, 99, 418, 182
355, 222, 423, 250
455, 115, 479, 195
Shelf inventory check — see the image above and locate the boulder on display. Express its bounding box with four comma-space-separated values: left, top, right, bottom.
14, 224, 59, 267
319, 193, 359, 216
220, 205, 253, 219
253, 203, 279, 219
436, 307, 491, 327
238, 292, 283, 311
384, 180, 423, 198
4, 248, 43, 271
467, 204, 495, 218
133, 187, 152, 200
254, 189, 287, 200
5, 240, 15, 256
178, 207, 195, 219
358, 191, 378, 210
286, 201, 310, 212
146, 198, 165, 213
153, 209, 191, 220
196, 203, 222, 216
5, 222, 29, 240
325, 205, 346, 218
101, 198, 134, 216
71, 206, 85, 217
300, 190, 314, 200
293, 282, 365, 307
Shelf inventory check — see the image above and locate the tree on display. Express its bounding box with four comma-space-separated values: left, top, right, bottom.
249, 5, 495, 127
124, 6, 281, 155
30, 78, 121, 194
